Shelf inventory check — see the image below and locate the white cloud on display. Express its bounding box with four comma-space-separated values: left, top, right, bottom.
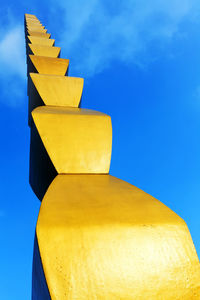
0, 0, 199, 106
0, 25, 26, 107
0, 26, 26, 78
53, 0, 200, 77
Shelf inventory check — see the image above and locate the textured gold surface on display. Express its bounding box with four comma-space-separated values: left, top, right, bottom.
27, 31, 51, 38
26, 20, 42, 25
37, 174, 200, 299
27, 24, 45, 29
27, 27, 47, 33
32, 106, 112, 174
27, 26, 46, 32
26, 18, 39, 21
28, 44, 60, 57
29, 55, 69, 75
25, 14, 37, 19
28, 36, 55, 46
30, 73, 83, 106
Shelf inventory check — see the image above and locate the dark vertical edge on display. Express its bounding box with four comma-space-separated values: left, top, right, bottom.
32, 234, 51, 300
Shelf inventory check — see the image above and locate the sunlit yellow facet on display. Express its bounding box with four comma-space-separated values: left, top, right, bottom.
27, 27, 47, 33
26, 26, 46, 32
27, 31, 51, 38
28, 44, 60, 57
25, 14, 38, 19
29, 55, 69, 75
36, 174, 200, 300
32, 106, 112, 174
26, 20, 42, 25
30, 73, 83, 106
26, 23, 44, 27
28, 36, 55, 46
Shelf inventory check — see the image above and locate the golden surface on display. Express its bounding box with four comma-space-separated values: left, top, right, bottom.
28, 36, 55, 46
27, 24, 45, 29
25, 14, 37, 19
26, 23, 42, 29
30, 73, 83, 106
25, 18, 40, 22
27, 31, 51, 38
29, 55, 69, 75
26, 20, 42, 25
28, 44, 60, 57
26, 17, 40, 21
37, 174, 200, 299
32, 106, 112, 174
27, 27, 47, 33
27, 26, 45, 32
26, 18, 38, 21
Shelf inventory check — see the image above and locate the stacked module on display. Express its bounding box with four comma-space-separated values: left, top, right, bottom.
25, 13, 200, 300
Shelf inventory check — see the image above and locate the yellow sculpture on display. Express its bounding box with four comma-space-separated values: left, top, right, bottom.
37, 175, 200, 299
28, 44, 61, 57
28, 36, 55, 47
28, 55, 69, 75
27, 31, 51, 38
32, 106, 112, 174
25, 13, 200, 299
30, 74, 83, 106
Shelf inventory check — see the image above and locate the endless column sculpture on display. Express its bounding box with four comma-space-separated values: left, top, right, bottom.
24, 13, 200, 300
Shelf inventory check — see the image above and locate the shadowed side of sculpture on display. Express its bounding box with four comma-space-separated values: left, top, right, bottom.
29, 122, 57, 201
32, 235, 51, 300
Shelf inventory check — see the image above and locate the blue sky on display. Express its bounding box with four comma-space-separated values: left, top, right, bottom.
1, 0, 200, 298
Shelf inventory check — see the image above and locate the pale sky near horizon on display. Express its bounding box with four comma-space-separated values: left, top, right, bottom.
1, 1, 200, 298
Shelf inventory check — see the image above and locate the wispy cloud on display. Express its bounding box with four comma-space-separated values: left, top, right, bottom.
0, 26, 26, 78
0, 0, 200, 107
0, 25, 26, 107
52, 0, 200, 77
